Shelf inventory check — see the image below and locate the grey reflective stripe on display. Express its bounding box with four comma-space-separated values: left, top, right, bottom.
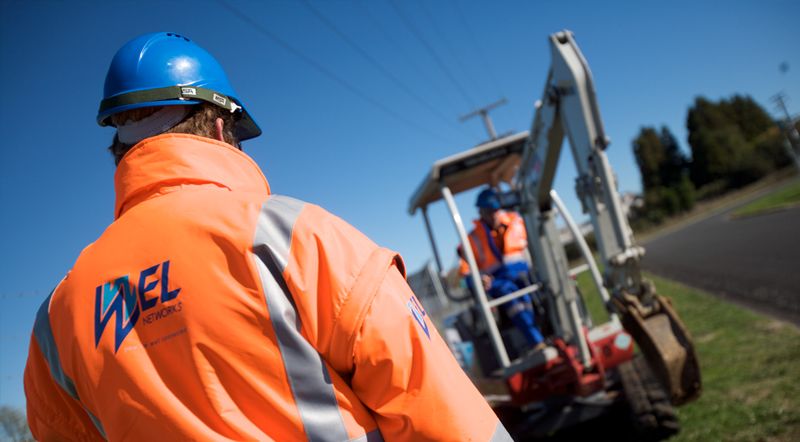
254, 195, 303, 271
33, 292, 108, 439
86, 411, 107, 439
350, 430, 384, 442
489, 421, 514, 442
33, 292, 79, 397
253, 195, 349, 442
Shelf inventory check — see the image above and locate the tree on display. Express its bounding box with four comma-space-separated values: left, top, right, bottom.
633, 127, 664, 189
721, 95, 775, 143
687, 97, 738, 187
687, 95, 787, 191
634, 126, 690, 190
0, 406, 33, 442
658, 127, 688, 190
632, 126, 694, 221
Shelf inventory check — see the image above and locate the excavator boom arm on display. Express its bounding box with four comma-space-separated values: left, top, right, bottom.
515, 31, 701, 404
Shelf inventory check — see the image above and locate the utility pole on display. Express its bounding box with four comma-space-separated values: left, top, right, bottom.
772, 92, 800, 172
460, 98, 507, 141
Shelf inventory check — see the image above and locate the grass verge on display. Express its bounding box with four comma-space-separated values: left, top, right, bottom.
731, 180, 800, 219
576, 272, 800, 441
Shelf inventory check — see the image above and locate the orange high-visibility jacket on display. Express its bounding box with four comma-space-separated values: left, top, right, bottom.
24, 134, 511, 442
459, 211, 528, 277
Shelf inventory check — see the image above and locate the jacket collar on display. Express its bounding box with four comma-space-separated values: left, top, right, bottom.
114, 134, 270, 218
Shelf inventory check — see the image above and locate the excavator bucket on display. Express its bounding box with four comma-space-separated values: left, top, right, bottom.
614, 289, 702, 405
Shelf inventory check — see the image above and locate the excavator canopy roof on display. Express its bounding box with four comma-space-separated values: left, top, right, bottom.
408, 131, 528, 214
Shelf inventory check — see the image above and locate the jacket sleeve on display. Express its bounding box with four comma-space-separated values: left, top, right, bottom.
24, 334, 104, 442
348, 264, 511, 442
457, 244, 471, 277
279, 200, 510, 441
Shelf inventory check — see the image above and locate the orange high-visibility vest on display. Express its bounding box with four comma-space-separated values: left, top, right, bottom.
459, 211, 528, 277
24, 134, 511, 442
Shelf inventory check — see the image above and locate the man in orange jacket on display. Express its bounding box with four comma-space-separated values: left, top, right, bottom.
23, 32, 511, 441
459, 188, 544, 348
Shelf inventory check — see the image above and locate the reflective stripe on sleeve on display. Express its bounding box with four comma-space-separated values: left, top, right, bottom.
490, 421, 514, 441
502, 251, 527, 265
33, 291, 108, 439
253, 195, 351, 442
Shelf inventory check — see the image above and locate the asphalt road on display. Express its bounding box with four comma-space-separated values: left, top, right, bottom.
641, 201, 800, 326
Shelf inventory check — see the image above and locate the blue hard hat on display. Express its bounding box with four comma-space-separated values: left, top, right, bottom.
476, 188, 501, 210
97, 32, 261, 141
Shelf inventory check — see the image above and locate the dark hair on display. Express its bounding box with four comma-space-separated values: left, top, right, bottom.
108, 103, 239, 165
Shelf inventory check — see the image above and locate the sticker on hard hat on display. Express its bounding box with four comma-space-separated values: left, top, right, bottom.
181, 87, 197, 96
213, 93, 227, 106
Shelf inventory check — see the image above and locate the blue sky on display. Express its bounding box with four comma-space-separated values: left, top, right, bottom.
0, 0, 797, 410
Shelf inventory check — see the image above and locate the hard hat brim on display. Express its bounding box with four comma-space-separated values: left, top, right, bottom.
98, 97, 262, 142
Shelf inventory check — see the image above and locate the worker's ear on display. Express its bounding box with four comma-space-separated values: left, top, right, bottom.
214, 117, 225, 142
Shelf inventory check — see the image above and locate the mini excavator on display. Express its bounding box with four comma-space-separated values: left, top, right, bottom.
408, 30, 701, 440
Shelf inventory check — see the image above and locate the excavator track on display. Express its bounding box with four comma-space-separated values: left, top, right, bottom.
618, 355, 680, 441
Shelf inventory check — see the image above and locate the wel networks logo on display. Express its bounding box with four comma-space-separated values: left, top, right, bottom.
95, 260, 181, 353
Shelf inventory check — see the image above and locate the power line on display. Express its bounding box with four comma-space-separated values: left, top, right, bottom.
388, 0, 476, 109
459, 98, 507, 141
416, 0, 488, 100
451, 0, 506, 99
355, 0, 465, 122
301, 0, 467, 135
215, 0, 458, 144
357, 0, 485, 141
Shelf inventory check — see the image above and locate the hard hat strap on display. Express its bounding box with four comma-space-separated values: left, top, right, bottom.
99, 86, 242, 120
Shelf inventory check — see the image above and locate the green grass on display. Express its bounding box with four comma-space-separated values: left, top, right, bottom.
575, 270, 609, 326
732, 180, 800, 218
576, 272, 800, 441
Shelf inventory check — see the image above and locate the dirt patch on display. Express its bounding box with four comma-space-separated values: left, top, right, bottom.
755, 320, 789, 334
694, 332, 718, 344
